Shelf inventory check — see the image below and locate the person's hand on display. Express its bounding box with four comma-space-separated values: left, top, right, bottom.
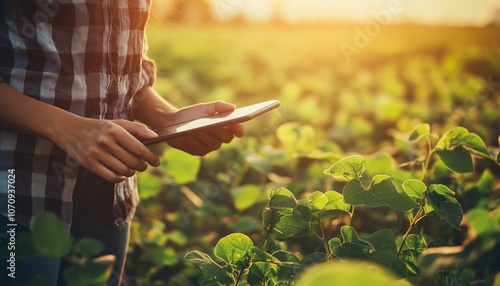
165, 101, 245, 156
52, 117, 160, 183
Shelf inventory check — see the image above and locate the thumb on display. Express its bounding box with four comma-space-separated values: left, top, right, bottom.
198, 101, 235, 116
113, 120, 158, 139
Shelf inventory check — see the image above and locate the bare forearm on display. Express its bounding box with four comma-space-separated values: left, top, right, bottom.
0, 83, 79, 140
133, 86, 178, 129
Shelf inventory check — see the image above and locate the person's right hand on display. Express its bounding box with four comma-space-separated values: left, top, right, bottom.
52, 117, 160, 183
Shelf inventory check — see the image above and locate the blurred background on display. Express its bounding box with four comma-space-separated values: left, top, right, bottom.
127, 1, 500, 284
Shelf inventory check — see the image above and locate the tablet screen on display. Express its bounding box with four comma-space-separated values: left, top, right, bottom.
142, 100, 280, 145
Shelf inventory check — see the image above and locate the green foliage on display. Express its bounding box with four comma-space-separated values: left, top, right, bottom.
126, 25, 500, 285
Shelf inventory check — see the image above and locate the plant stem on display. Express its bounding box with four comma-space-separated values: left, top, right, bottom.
398, 205, 425, 255
421, 137, 435, 183
317, 215, 331, 261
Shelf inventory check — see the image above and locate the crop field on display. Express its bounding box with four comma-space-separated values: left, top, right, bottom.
126, 24, 500, 285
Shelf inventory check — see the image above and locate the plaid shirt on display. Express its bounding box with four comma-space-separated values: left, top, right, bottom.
0, 0, 155, 230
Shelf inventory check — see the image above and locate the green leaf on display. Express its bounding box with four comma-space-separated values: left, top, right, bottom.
297, 191, 328, 219
295, 261, 411, 286
74, 238, 104, 259
63, 255, 115, 285
426, 190, 463, 230
401, 249, 420, 274
262, 208, 280, 229
274, 213, 310, 239
365, 229, 397, 254
146, 247, 178, 266
404, 234, 427, 252
214, 233, 253, 265
248, 247, 280, 264
409, 123, 430, 141
330, 226, 376, 259
32, 212, 72, 257
323, 191, 351, 213
368, 251, 408, 278
428, 184, 454, 196
248, 262, 275, 285
184, 251, 233, 284
402, 179, 427, 205
436, 146, 474, 173
137, 171, 163, 199
231, 185, 262, 211
268, 188, 297, 209
160, 147, 201, 184
343, 176, 417, 212
324, 155, 365, 181
272, 250, 301, 263
436, 127, 490, 157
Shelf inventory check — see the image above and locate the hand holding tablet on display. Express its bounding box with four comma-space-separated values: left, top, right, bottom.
142, 100, 280, 145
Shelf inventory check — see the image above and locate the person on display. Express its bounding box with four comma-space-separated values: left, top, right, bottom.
0, 0, 244, 285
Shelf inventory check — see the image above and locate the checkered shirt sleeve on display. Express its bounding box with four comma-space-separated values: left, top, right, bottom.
0, 0, 155, 230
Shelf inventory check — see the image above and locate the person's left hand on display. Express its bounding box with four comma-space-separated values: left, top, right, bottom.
164, 101, 245, 156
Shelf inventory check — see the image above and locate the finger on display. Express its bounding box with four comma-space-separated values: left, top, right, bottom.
97, 151, 136, 177
113, 120, 158, 140
228, 124, 245, 138
190, 101, 235, 117
108, 146, 148, 172
112, 127, 160, 167
83, 160, 127, 183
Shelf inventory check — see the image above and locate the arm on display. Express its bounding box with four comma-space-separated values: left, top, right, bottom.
0, 83, 160, 182
133, 86, 244, 156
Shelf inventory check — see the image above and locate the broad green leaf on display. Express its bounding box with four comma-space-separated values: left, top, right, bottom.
368, 251, 408, 278
262, 208, 280, 229
295, 261, 411, 286
231, 185, 262, 211
340, 225, 360, 242
331, 226, 376, 259
274, 213, 309, 239
214, 233, 253, 264
74, 238, 104, 259
137, 171, 162, 199
160, 147, 201, 184
63, 255, 115, 285
403, 179, 427, 205
272, 250, 301, 263
184, 251, 233, 284
268, 188, 297, 209
401, 249, 420, 274
409, 123, 430, 141
297, 191, 328, 219
436, 146, 474, 173
301, 252, 327, 267
323, 191, 351, 213
248, 262, 275, 285
365, 229, 398, 254
426, 191, 463, 230
146, 247, 178, 266
465, 169, 494, 201
404, 234, 427, 252
248, 247, 280, 264
324, 155, 365, 181
343, 176, 417, 212
436, 127, 490, 157
32, 212, 72, 257
428, 184, 455, 196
